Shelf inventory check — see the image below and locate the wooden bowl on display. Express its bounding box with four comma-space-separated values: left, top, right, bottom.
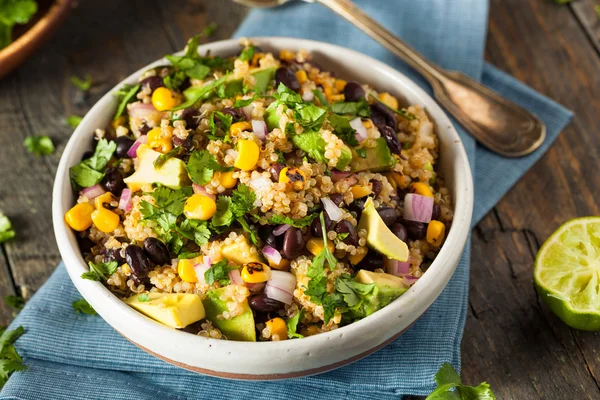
0, 0, 72, 80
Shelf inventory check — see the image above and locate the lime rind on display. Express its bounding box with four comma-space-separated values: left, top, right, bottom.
534, 217, 600, 331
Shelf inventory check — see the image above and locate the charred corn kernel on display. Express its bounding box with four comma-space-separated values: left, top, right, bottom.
234, 139, 260, 170
390, 172, 409, 189
230, 121, 252, 136
266, 317, 288, 340
279, 49, 295, 61
112, 116, 126, 129
348, 247, 368, 265
121, 263, 131, 275
351, 185, 372, 199
279, 167, 307, 190
324, 86, 333, 101
300, 325, 320, 337
65, 203, 95, 231
184, 194, 217, 220
306, 238, 335, 256
148, 138, 173, 154
427, 220, 446, 247
295, 70, 308, 84
177, 258, 199, 283
152, 87, 180, 111
362, 119, 374, 129
269, 257, 291, 271
94, 192, 117, 209
251, 52, 264, 66
330, 94, 345, 103
411, 182, 434, 198
335, 79, 347, 92
241, 262, 271, 283
91, 208, 120, 233
378, 92, 399, 110
214, 171, 237, 189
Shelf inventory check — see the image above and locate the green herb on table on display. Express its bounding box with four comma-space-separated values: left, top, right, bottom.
202, 22, 216, 37
3, 295, 24, 310
69, 138, 116, 189
204, 259, 231, 286
66, 115, 83, 128
72, 299, 97, 315
0, 325, 27, 388
0, 213, 15, 244
71, 74, 92, 91
0, 0, 38, 50
81, 260, 118, 281
425, 363, 496, 400
23, 135, 54, 156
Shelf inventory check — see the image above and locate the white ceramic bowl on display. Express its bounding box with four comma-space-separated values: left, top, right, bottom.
52, 37, 473, 380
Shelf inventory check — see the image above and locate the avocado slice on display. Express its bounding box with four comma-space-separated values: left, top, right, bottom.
124, 293, 206, 329
202, 287, 256, 341
252, 66, 276, 94
123, 146, 190, 192
220, 236, 259, 265
350, 138, 395, 172
353, 270, 408, 316
265, 101, 285, 131
291, 130, 353, 170
357, 197, 409, 261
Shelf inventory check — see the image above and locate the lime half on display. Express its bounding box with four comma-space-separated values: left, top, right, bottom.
534, 217, 600, 331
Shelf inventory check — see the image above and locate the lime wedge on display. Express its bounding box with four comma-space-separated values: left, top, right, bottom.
534, 217, 600, 331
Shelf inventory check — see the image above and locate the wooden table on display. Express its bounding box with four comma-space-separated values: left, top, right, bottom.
0, 0, 598, 398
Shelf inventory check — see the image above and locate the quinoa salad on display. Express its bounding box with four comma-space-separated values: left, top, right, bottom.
64, 37, 453, 342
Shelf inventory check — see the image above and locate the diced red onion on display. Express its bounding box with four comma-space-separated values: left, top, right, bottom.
262, 245, 282, 266
403, 193, 433, 223
127, 135, 148, 158
128, 102, 160, 119
330, 170, 353, 182
322, 197, 343, 222
350, 117, 368, 142
118, 188, 133, 212
229, 268, 244, 286
385, 256, 410, 276
251, 120, 267, 142
265, 270, 296, 305
273, 224, 290, 236
302, 90, 314, 102
246, 282, 265, 293
80, 184, 105, 200
192, 184, 216, 201
403, 275, 419, 286
193, 263, 209, 284
242, 104, 254, 119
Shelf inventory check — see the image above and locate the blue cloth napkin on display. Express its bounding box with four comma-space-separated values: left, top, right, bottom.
1, 1, 572, 399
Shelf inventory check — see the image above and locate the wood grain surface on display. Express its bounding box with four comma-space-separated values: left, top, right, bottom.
0, 0, 599, 398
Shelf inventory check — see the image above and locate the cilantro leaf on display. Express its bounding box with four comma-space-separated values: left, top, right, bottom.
239, 45, 255, 62
186, 149, 230, 185
178, 251, 200, 259
0, 213, 15, 244
328, 114, 359, 147
312, 89, 329, 107
3, 295, 24, 310
178, 218, 211, 247
69, 138, 117, 189
164, 70, 187, 91
287, 310, 304, 339
238, 217, 259, 246
72, 299, 97, 315
81, 261, 118, 281
176, 75, 228, 111
114, 83, 140, 120
335, 275, 375, 309
212, 184, 255, 228
208, 111, 233, 142
0, 0, 37, 49
0, 325, 27, 387
66, 115, 83, 128
204, 259, 232, 286
266, 214, 318, 228
70, 74, 92, 91
137, 293, 150, 302
291, 130, 327, 163
294, 103, 327, 129
148, 186, 192, 216
331, 99, 370, 117
153, 146, 182, 169
23, 135, 54, 156
233, 95, 257, 108
368, 94, 415, 120
212, 196, 234, 227
426, 363, 496, 400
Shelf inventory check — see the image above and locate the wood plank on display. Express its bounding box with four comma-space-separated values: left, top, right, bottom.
571, 0, 600, 54
0, 249, 17, 326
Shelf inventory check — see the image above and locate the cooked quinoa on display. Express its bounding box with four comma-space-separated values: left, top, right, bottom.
65, 37, 453, 342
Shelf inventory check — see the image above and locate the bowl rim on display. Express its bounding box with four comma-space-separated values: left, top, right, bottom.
52, 36, 473, 377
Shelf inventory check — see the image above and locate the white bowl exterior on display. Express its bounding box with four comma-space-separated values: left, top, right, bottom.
52, 37, 473, 378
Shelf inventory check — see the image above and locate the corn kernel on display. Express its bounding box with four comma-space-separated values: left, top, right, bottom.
426, 220, 446, 247
268, 257, 291, 271
411, 182, 434, 198
147, 127, 163, 142
229, 121, 252, 136
266, 317, 288, 340
184, 194, 217, 220
241, 262, 271, 283
148, 138, 173, 154
279, 167, 307, 190
178, 258, 200, 283
234, 139, 260, 171
390, 172, 409, 189
362, 119, 374, 129
91, 208, 120, 233
214, 171, 237, 189
112, 116, 126, 129
348, 247, 368, 265
300, 325, 320, 337
151, 87, 180, 111
351, 185, 372, 199
279, 49, 295, 61
121, 263, 131, 275
330, 94, 345, 103
324, 86, 333, 101
306, 238, 335, 256
94, 192, 117, 210
295, 70, 308, 84
64, 203, 95, 231
378, 92, 399, 110
335, 79, 347, 92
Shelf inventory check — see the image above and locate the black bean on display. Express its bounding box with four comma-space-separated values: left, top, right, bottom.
269, 163, 285, 182
310, 212, 332, 237
275, 67, 300, 92
343, 81, 365, 102
114, 136, 135, 159
391, 223, 408, 242
102, 167, 125, 196
431, 204, 441, 221
370, 179, 383, 198
104, 248, 125, 264
370, 102, 397, 130
180, 108, 201, 130
381, 125, 402, 155
348, 198, 367, 218
221, 107, 245, 121
356, 251, 384, 271
259, 225, 282, 251
139, 76, 164, 92
172, 135, 193, 150
420, 261, 432, 272
125, 245, 151, 278
143, 237, 171, 266
78, 236, 95, 254
377, 207, 398, 226
249, 295, 284, 313
283, 227, 304, 259
403, 220, 427, 240
334, 220, 359, 246
139, 123, 151, 136
329, 193, 345, 207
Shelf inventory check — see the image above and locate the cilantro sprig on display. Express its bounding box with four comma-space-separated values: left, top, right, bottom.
71, 74, 92, 91
426, 363, 496, 400
207, 111, 233, 142
69, 138, 117, 189
24, 135, 54, 156
204, 259, 233, 286
268, 83, 327, 130
0, 325, 27, 388
3, 295, 24, 310
211, 184, 256, 228
185, 150, 231, 186
81, 261, 118, 281
0, 0, 37, 49
265, 213, 318, 228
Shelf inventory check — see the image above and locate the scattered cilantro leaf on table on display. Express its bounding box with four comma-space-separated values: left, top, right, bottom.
72, 299, 97, 315
426, 363, 496, 400
71, 74, 92, 91
81, 261, 118, 281
23, 135, 54, 156
3, 295, 24, 310
0, 325, 27, 388
0, 213, 15, 244
69, 138, 116, 189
